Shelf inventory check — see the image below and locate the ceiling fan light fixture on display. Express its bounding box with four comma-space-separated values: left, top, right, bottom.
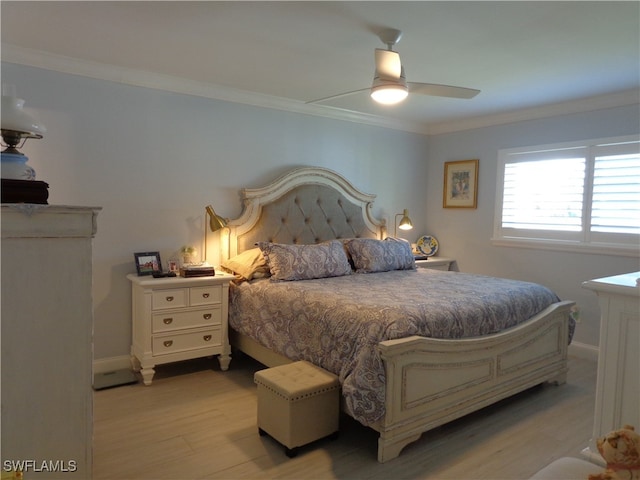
370, 83, 408, 105
308, 28, 480, 106
370, 73, 408, 105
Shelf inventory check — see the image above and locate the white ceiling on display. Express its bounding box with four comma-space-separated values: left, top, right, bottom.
2, 1, 639, 134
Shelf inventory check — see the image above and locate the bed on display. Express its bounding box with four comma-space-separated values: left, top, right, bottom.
218, 166, 574, 462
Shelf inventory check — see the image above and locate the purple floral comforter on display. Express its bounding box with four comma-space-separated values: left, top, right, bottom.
228, 269, 564, 426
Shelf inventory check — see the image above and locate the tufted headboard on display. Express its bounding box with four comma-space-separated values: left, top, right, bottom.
221, 167, 386, 260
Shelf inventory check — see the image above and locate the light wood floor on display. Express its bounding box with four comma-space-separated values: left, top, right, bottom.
93, 353, 597, 480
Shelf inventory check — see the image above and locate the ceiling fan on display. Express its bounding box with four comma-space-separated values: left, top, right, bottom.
308, 28, 480, 106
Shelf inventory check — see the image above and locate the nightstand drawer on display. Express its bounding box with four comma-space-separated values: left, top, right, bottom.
190, 285, 222, 306
152, 288, 188, 310
152, 306, 221, 333
153, 328, 222, 355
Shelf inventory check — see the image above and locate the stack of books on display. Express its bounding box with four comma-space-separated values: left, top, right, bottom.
1, 179, 49, 204
179, 263, 215, 278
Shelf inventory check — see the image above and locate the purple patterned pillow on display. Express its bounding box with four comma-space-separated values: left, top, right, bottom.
345, 237, 416, 273
257, 240, 352, 281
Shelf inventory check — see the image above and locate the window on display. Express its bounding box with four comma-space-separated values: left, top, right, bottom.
493, 136, 640, 255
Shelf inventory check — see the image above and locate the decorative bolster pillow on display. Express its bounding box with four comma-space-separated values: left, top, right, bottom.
257, 240, 352, 281
345, 237, 416, 273
220, 247, 270, 281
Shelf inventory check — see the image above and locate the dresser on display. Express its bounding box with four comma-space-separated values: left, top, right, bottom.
128, 273, 233, 385
415, 256, 455, 271
581, 272, 639, 461
1, 204, 99, 479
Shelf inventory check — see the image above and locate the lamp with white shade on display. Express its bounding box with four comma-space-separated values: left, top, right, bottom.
1, 85, 46, 180
1, 85, 49, 203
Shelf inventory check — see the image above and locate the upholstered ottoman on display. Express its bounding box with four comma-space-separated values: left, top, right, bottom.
254, 361, 340, 457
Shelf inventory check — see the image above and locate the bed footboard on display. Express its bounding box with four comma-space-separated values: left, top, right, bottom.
374, 300, 574, 463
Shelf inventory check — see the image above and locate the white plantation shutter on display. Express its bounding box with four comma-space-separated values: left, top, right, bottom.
495, 136, 640, 254
590, 151, 640, 235
502, 157, 585, 232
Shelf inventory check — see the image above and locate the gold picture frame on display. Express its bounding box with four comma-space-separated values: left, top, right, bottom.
443, 159, 479, 209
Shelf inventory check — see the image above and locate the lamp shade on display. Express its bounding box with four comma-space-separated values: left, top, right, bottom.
394, 209, 413, 236
1, 96, 46, 137
205, 205, 227, 232
398, 209, 413, 230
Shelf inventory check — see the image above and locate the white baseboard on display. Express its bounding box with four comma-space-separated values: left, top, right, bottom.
568, 341, 599, 362
93, 355, 132, 374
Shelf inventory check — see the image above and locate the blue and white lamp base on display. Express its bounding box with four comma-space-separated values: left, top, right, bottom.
1, 152, 48, 204
1, 152, 36, 180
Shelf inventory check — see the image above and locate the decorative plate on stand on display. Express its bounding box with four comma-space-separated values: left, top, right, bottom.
416, 235, 439, 256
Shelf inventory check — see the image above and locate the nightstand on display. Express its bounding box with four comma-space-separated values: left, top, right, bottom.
127, 272, 233, 385
415, 257, 455, 271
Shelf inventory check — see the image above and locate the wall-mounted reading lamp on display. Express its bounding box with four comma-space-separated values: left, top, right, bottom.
394, 209, 413, 237
204, 205, 228, 263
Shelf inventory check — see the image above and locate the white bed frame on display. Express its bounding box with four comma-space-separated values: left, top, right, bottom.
221, 166, 573, 462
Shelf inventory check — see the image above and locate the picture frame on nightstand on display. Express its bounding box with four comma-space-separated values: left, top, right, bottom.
167, 259, 179, 273
134, 251, 162, 276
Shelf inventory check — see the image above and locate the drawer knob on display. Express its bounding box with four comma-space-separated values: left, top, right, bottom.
165, 296, 174, 302
202, 293, 210, 298
203, 313, 212, 320
163, 340, 173, 348
203, 335, 212, 342
163, 318, 173, 325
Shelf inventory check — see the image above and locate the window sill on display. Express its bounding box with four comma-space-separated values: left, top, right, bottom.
490, 237, 640, 257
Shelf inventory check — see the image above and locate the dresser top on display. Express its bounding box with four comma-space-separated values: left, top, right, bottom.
1, 204, 101, 238
582, 271, 640, 296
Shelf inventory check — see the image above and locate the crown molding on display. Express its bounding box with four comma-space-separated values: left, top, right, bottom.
426, 89, 640, 135
2, 44, 638, 137
1, 44, 427, 135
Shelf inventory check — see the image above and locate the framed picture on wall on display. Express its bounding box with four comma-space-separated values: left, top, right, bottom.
443, 159, 479, 209
134, 251, 162, 276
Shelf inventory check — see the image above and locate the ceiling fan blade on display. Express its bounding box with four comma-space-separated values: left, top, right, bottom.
408, 82, 480, 99
305, 87, 370, 104
375, 49, 401, 80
